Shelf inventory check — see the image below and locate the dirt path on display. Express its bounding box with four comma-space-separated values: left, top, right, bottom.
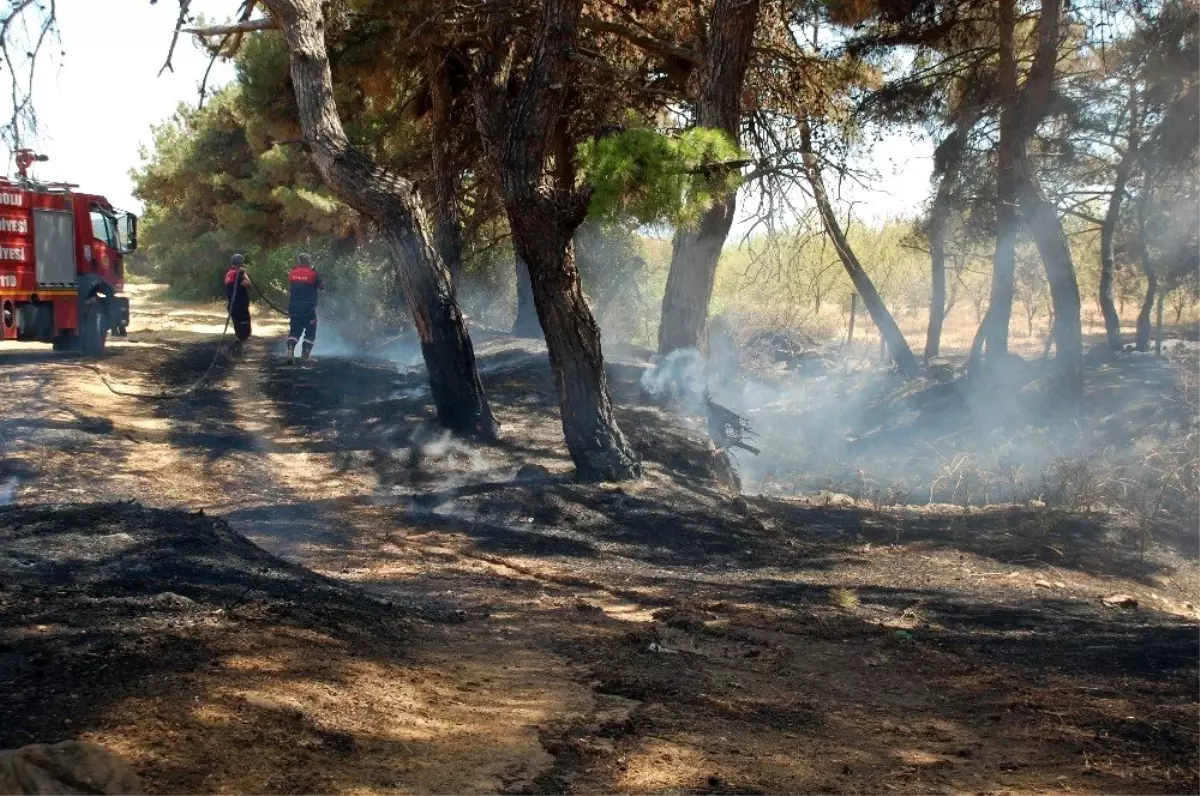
1, 288, 1197, 794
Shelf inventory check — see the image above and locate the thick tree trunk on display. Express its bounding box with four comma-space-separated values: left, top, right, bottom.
659, 205, 735, 353
927, 210, 948, 361
1135, 190, 1157, 351
1136, 265, 1158, 352
1014, 0, 1082, 403
426, 47, 466, 279
474, 0, 639, 481
1016, 154, 1083, 403
1098, 197, 1125, 352
800, 115, 919, 378
926, 112, 977, 361
1098, 85, 1140, 352
511, 206, 641, 480
657, 0, 761, 356
263, 0, 497, 440
972, 0, 1019, 373
512, 255, 543, 337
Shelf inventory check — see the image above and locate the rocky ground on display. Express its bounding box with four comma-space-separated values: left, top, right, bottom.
0, 287, 1196, 794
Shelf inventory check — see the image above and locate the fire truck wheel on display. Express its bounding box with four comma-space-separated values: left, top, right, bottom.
80, 297, 108, 357
51, 332, 77, 352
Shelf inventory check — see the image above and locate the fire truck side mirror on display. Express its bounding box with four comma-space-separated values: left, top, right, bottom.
120, 213, 138, 253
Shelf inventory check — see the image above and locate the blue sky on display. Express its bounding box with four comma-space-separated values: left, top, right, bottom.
6, 0, 934, 232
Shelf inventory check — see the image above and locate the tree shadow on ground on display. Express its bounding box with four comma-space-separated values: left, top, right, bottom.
0, 371, 130, 489
118, 340, 259, 461
0, 501, 600, 796
255, 343, 1193, 588
756, 500, 1181, 586
0, 502, 412, 752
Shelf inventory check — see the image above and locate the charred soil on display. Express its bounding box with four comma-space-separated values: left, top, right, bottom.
0, 303, 1196, 794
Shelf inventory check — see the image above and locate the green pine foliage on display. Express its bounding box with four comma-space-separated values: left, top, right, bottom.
577, 121, 746, 227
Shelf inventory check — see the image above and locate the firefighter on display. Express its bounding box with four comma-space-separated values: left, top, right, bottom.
286, 252, 324, 364
224, 253, 253, 357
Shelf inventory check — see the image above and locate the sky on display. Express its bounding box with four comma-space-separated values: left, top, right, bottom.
5, 0, 237, 211
3, 0, 934, 232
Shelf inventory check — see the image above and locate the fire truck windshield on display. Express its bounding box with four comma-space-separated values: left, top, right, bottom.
90, 210, 120, 249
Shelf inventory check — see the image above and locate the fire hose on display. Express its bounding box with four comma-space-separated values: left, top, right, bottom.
87, 275, 293, 401
84, 301, 235, 401
250, 279, 291, 317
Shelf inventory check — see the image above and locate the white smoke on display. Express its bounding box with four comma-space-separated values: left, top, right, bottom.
0, 476, 17, 506
639, 348, 710, 413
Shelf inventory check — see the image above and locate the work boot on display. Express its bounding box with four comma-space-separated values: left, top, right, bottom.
286, 344, 296, 365
301, 342, 313, 361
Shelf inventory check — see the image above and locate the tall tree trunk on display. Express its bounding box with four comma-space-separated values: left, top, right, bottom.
1098, 84, 1140, 352
1016, 153, 1083, 403
512, 255, 543, 337
972, 0, 1019, 374
475, 0, 639, 481
1135, 189, 1157, 351
657, 0, 761, 356
262, 0, 498, 440
1016, 0, 1082, 403
926, 111, 978, 360
425, 47, 466, 279
927, 205, 948, 361
1098, 200, 1125, 352
799, 115, 919, 377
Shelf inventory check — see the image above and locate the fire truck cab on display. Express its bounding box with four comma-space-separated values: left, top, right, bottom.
0, 150, 137, 356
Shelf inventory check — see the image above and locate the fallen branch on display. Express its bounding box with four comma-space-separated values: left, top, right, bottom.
706, 397, 760, 456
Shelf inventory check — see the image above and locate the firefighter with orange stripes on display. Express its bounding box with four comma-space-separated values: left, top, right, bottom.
286, 252, 324, 364
223, 253, 253, 357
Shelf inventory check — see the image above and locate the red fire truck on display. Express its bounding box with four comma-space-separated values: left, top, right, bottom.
0, 149, 137, 356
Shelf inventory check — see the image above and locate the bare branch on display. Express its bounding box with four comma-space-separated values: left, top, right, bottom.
184, 19, 277, 36
192, 2, 269, 108
580, 16, 702, 67
0, 0, 60, 151
159, 0, 193, 77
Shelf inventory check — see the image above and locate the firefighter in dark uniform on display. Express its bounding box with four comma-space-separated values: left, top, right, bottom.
224, 253, 253, 357
286, 252, 324, 364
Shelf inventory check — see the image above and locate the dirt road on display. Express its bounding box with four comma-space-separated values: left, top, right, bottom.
2, 288, 1197, 794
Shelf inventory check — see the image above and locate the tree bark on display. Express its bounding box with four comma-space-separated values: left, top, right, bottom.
1098, 85, 1140, 352
1135, 189, 1157, 351
262, 0, 498, 440
799, 115, 919, 378
512, 255, 543, 337
657, 0, 761, 356
474, 0, 639, 481
972, 0, 1019, 373
425, 47, 467, 280
1098, 200, 1125, 352
926, 111, 978, 361
1016, 0, 1082, 403
1016, 153, 1083, 403
926, 208, 948, 361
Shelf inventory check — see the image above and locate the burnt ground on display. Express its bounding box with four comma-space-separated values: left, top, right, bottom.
0, 294, 1197, 794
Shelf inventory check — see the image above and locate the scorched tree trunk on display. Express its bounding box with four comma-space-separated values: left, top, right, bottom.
425, 47, 467, 280
510, 202, 641, 481
263, 0, 498, 440
474, 0, 640, 481
925, 112, 977, 361
1017, 155, 1084, 404
1135, 191, 1157, 352
657, 0, 761, 356
973, 0, 1019, 372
